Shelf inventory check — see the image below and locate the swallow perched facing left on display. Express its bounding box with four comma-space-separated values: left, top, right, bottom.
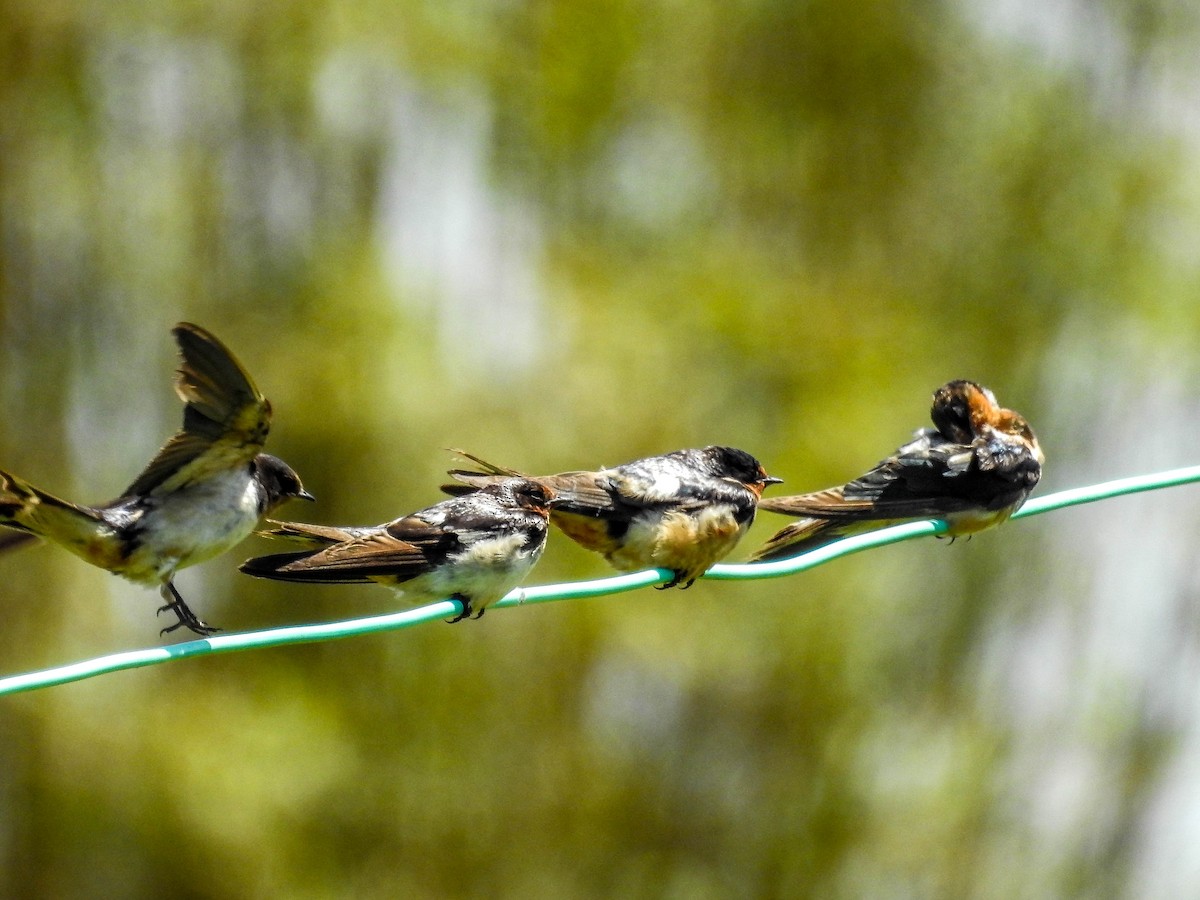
443, 446, 782, 588
0, 323, 312, 636
751, 380, 1043, 562
239, 478, 556, 622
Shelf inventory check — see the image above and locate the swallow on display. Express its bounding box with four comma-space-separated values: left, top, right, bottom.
751, 380, 1043, 561
442, 446, 782, 588
238, 478, 555, 622
0, 323, 312, 636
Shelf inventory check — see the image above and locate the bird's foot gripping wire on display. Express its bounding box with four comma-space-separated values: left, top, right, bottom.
445, 593, 483, 624
655, 571, 696, 591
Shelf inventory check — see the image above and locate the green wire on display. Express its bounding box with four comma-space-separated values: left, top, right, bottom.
2, 464, 1199, 697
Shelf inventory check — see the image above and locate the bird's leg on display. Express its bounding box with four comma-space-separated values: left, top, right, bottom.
656, 570, 688, 590
157, 581, 222, 637
445, 593, 474, 624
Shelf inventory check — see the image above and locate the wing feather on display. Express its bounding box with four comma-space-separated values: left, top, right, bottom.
122, 323, 272, 498
241, 514, 458, 584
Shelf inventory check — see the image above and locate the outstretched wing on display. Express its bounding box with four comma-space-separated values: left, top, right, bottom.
121, 323, 272, 498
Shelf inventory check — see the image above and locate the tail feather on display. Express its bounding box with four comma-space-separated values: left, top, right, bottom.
750, 518, 841, 562
255, 519, 359, 547
242, 520, 377, 582
0, 469, 91, 533
442, 449, 527, 497
0, 529, 40, 555
0, 468, 36, 523
441, 451, 619, 520
238, 550, 374, 584
0, 468, 116, 563
441, 472, 510, 496
447, 449, 524, 477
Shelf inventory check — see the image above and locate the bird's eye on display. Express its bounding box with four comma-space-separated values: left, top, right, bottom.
521, 484, 551, 505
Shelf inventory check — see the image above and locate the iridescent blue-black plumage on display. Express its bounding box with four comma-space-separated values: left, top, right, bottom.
752, 380, 1043, 561
240, 478, 556, 622
443, 445, 781, 588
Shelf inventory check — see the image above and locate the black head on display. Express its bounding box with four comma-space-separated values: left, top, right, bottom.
701, 446, 783, 489
253, 454, 315, 511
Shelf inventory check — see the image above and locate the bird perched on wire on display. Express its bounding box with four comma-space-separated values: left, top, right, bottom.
0, 323, 312, 636
239, 478, 557, 622
442, 446, 782, 589
751, 380, 1043, 562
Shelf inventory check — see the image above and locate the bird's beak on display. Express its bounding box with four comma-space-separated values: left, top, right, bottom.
762, 476, 784, 486
298, 490, 317, 502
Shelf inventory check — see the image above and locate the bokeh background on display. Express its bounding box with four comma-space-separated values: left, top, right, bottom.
2, 0, 1200, 896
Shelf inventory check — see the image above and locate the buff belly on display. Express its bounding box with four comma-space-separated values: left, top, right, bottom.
609, 505, 746, 581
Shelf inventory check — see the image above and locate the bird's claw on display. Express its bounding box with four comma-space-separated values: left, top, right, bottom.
656, 571, 695, 590
445, 594, 479, 623
157, 584, 222, 637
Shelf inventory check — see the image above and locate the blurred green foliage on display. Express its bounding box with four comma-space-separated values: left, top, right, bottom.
2, 0, 1200, 896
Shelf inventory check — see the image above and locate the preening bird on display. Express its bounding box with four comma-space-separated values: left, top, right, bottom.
752, 380, 1043, 561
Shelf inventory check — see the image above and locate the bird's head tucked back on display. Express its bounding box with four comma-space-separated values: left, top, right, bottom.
930, 380, 998, 442
930, 380, 1044, 473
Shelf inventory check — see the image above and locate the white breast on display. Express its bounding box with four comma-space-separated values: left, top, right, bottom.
399, 532, 543, 612
122, 467, 262, 583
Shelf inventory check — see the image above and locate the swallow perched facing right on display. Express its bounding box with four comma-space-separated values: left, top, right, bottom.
0, 323, 312, 636
442, 446, 782, 588
751, 380, 1043, 561
239, 478, 556, 622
